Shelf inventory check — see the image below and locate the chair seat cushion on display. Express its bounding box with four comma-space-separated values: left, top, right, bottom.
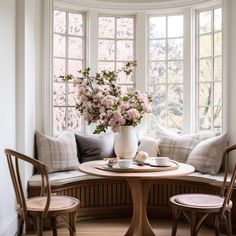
172, 194, 232, 209
27, 196, 79, 212
175, 194, 224, 207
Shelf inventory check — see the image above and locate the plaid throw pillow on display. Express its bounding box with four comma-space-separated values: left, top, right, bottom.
158, 136, 199, 163
187, 134, 227, 174
35, 131, 79, 173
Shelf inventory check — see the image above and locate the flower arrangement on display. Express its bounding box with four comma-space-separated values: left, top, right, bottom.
60, 62, 152, 134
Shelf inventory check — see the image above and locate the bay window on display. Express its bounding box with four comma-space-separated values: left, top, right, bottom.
48, 1, 224, 135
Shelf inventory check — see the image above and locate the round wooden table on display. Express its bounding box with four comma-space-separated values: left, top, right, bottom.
79, 160, 195, 236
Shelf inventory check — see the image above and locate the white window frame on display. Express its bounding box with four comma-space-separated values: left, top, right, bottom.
97, 14, 136, 91
42, 0, 227, 136
147, 12, 185, 133
52, 9, 86, 135
194, 4, 223, 133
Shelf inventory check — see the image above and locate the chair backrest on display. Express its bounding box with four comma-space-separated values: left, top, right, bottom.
220, 144, 236, 218
4, 149, 51, 222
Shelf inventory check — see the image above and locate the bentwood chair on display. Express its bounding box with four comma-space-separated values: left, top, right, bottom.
170, 144, 236, 236
4, 149, 80, 236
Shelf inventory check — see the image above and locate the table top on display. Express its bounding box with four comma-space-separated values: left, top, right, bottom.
79, 160, 195, 179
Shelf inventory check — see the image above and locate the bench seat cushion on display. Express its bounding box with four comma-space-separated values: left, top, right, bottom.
28, 170, 102, 187
176, 171, 231, 186
28, 170, 231, 187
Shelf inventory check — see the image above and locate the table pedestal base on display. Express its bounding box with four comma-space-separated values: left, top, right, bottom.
125, 179, 155, 236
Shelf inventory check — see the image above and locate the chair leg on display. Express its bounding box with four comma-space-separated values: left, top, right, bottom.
17, 214, 24, 236
214, 214, 220, 236
69, 211, 77, 236
225, 211, 232, 236
171, 208, 180, 236
190, 211, 197, 236
36, 215, 43, 236
50, 215, 58, 236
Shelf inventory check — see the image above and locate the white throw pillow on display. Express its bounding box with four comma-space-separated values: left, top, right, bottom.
187, 134, 227, 175
138, 137, 161, 157
35, 131, 79, 173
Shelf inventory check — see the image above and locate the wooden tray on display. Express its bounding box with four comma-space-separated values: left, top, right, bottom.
95, 160, 179, 173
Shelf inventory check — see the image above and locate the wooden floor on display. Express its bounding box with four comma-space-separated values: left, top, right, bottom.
25, 218, 229, 236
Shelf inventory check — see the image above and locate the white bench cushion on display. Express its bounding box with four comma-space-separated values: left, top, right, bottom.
28, 170, 231, 187
175, 171, 231, 186
28, 170, 102, 187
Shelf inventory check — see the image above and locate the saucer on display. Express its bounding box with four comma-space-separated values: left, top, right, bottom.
148, 160, 172, 167
112, 164, 134, 169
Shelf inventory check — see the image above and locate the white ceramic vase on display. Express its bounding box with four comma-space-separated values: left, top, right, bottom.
114, 126, 138, 159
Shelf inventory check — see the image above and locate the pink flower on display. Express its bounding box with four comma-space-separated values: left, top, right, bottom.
126, 109, 140, 120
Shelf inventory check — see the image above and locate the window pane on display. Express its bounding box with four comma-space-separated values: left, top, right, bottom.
68, 60, 82, 77
168, 61, 183, 83
199, 59, 212, 82
214, 8, 222, 31
168, 15, 183, 37
214, 106, 222, 132
168, 38, 183, 60
54, 10, 66, 34
68, 37, 82, 59
149, 39, 166, 60
199, 107, 212, 131
53, 83, 66, 106
98, 62, 115, 72
116, 62, 133, 84
68, 108, 82, 130
149, 62, 166, 84
116, 40, 133, 61
68, 83, 78, 106
214, 57, 222, 81
116, 17, 133, 39
149, 16, 166, 39
149, 85, 166, 117
68, 13, 83, 36
120, 85, 134, 94
199, 83, 212, 106
54, 35, 66, 57
168, 110, 183, 133
199, 34, 212, 58
53, 107, 66, 133
199, 11, 212, 34
53, 58, 65, 78
168, 84, 183, 107
98, 40, 115, 60
214, 32, 222, 56
98, 17, 115, 38
214, 82, 222, 107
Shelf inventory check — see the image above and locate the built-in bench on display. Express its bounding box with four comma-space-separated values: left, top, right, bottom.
27, 168, 236, 232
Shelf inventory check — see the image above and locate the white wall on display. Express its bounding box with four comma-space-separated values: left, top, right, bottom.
16, 0, 43, 188
228, 0, 236, 167
0, 0, 18, 235
0, 0, 42, 234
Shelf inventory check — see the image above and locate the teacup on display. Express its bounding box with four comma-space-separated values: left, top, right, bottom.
155, 157, 170, 166
118, 159, 133, 168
